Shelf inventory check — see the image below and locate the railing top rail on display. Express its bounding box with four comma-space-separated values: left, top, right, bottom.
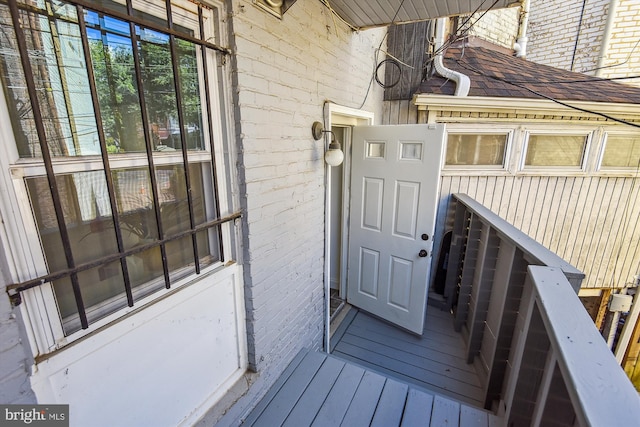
528, 266, 640, 426
453, 193, 584, 281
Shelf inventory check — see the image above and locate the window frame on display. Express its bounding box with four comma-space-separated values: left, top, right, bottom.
519, 129, 593, 173
0, 0, 237, 356
596, 131, 640, 172
442, 126, 513, 174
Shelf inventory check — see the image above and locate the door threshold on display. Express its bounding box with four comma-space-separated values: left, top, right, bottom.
330, 302, 353, 338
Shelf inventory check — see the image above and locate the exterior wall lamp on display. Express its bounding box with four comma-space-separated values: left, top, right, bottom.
312, 121, 344, 166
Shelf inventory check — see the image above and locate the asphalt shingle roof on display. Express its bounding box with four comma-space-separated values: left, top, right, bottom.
417, 46, 640, 104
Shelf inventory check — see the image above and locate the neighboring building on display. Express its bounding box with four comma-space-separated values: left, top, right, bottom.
459, 0, 640, 85
527, 0, 640, 84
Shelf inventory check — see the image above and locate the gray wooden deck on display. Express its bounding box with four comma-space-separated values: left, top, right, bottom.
243, 349, 500, 426
331, 306, 484, 406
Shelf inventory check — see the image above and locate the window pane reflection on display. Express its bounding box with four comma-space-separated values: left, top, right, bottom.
525, 135, 586, 167
0, 1, 207, 157
446, 134, 507, 166
1, 4, 100, 157
86, 12, 146, 153
602, 135, 640, 168
26, 162, 219, 334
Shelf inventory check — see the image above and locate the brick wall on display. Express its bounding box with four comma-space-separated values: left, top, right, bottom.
599, 0, 640, 85
463, 7, 521, 50
526, 0, 609, 73
208, 0, 385, 424
0, 264, 36, 404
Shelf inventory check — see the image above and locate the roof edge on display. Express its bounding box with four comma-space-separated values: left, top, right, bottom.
413, 94, 640, 121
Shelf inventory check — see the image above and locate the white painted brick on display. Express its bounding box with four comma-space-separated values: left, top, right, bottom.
212, 1, 384, 423
0, 289, 36, 403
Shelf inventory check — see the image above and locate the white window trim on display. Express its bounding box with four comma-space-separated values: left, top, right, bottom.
596, 130, 640, 175
518, 128, 594, 175
442, 125, 514, 175
0, 0, 238, 357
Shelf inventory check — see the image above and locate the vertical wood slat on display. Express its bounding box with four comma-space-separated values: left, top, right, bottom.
615, 179, 640, 288
507, 300, 553, 426
483, 248, 528, 410
577, 178, 608, 283
455, 214, 482, 332
466, 225, 500, 364
383, 21, 427, 101
437, 173, 640, 290
443, 202, 468, 307
595, 177, 626, 286
502, 275, 536, 424
539, 363, 578, 426
530, 351, 557, 427
479, 240, 515, 403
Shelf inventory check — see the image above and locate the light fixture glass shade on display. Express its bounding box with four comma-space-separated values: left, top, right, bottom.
325, 143, 344, 166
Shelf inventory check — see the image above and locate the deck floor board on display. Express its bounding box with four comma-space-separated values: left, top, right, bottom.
331, 308, 485, 406
244, 349, 500, 427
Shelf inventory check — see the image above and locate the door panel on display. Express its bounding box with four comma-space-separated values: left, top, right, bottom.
362, 178, 384, 231
347, 124, 445, 334
393, 181, 420, 239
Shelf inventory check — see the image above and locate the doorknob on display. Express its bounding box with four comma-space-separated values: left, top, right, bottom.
418, 249, 428, 257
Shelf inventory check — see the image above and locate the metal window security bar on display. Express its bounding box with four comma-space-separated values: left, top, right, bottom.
3, 0, 237, 332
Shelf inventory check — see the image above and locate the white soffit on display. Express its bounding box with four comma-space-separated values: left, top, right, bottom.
326, 0, 519, 29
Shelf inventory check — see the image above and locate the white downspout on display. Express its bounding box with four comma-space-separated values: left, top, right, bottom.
515, 0, 530, 58
434, 18, 470, 96
596, 0, 618, 77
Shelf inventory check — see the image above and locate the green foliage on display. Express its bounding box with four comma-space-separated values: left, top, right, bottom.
88, 29, 202, 152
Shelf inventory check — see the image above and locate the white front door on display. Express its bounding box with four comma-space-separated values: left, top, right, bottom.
347, 124, 445, 334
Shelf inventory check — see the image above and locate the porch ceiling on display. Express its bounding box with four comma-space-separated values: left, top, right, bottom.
326, 0, 519, 29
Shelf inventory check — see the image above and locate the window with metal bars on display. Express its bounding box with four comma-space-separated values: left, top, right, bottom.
0, 0, 237, 341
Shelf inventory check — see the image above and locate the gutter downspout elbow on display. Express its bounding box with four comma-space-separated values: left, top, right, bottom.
434, 18, 470, 97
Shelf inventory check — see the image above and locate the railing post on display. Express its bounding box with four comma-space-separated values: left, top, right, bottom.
454, 214, 482, 332
465, 224, 500, 364
481, 240, 523, 409
502, 272, 536, 424
444, 201, 469, 309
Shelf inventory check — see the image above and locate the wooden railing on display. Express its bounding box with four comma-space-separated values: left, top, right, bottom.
444, 193, 640, 426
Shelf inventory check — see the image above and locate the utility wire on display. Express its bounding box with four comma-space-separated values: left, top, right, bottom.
482, 74, 640, 85
423, 0, 501, 74
582, 37, 640, 74
455, 59, 640, 129
357, 0, 407, 109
